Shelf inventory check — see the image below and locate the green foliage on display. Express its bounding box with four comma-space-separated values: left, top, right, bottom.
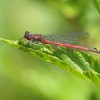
0, 37, 100, 85
92, 0, 100, 14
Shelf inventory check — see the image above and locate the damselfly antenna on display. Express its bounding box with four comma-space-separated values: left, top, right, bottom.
19, 31, 30, 40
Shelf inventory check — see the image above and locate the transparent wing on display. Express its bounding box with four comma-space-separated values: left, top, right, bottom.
44, 32, 90, 44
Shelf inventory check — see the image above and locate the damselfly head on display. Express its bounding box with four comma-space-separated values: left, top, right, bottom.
24, 31, 30, 37
24, 31, 31, 40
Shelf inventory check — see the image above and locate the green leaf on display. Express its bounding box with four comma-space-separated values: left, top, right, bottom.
91, 0, 100, 14
0, 37, 100, 85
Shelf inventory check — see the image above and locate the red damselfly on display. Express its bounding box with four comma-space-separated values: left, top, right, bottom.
20, 31, 100, 53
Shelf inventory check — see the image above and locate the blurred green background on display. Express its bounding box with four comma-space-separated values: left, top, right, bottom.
0, 0, 100, 100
